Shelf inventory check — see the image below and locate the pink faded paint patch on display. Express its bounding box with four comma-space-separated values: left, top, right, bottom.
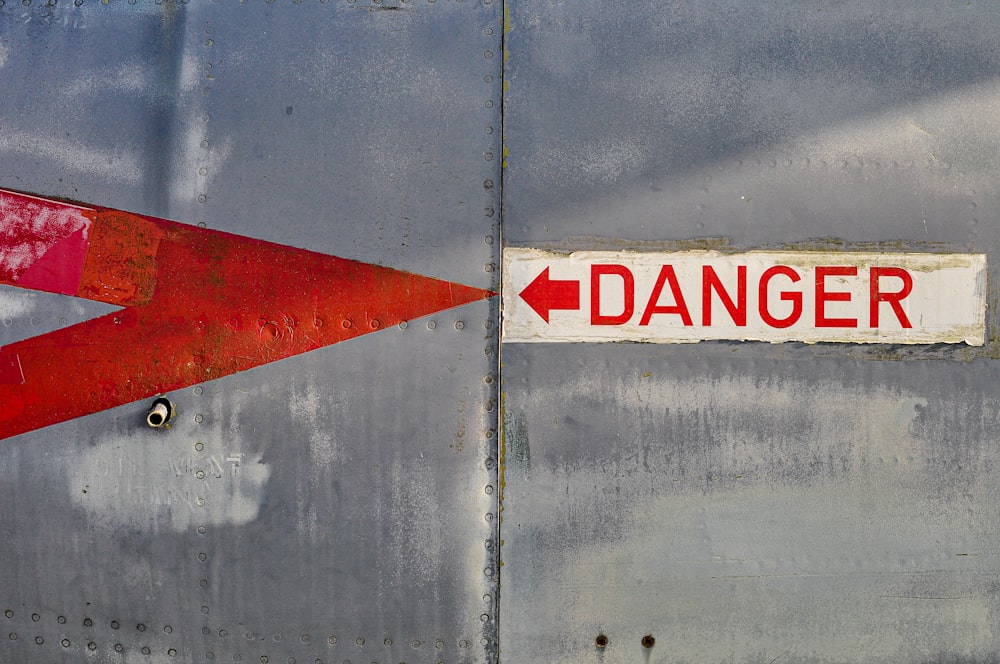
16, 226, 90, 295
0, 190, 93, 293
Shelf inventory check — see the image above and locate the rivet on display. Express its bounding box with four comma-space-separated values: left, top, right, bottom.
137, 623, 146, 632
195, 442, 205, 451
342, 320, 351, 328
383, 638, 392, 646
194, 386, 204, 395
197, 526, 207, 535
220, 629, 228, 637
168, 648, 177, 656
89, 641, 98, 650
203, 627, 211, 635
435, 640, 444, 649
115, 643, 124, 652
201, 605, 210, 614
206, 652, 215, 659
196, 470, 207, 479
35, 636, 44, 645
485, 485, 494, 495
83, 618, 93, 627
459, 640, 469, 648
328, 636, 338, 645
274, 633, 283, 642
398, 321, 408, 329
484, 565, 493, 575
595, 634, 608, 648
61, 638, 70, 647
199, 578, 209, 588
455, 321, 465, 330
3, 610, 11, 618
142, 646, 151, 654
355, 637, 364, 646
370, 319, 380, 329
195, 414, 204, 423
165, 625, 173, 633
301, 635, 310, 644
426, 320, 437, 330
30, 613, 39, 622
57, 615, 66, 624
642, 634, 655, 648
111, 620, 120, 629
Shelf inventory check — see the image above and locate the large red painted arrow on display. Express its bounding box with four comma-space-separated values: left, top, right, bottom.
0, 189, 494, 440
518, 267, 580, 323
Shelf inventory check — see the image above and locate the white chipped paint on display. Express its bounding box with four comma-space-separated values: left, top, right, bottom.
288, 381, 343, 543
65, 60, 150, 97
169, 110, 232, 207
67, 432, 270, 533
0, 286, 34, 319
503, 248, 987, 345
67, 391, 271, 533
0, 41, 8, 69
0, 126, 142, 184
0, 192, 91, 280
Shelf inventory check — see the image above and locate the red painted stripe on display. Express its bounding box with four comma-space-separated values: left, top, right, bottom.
0, 353, 23, 385
0, 191, 495, 439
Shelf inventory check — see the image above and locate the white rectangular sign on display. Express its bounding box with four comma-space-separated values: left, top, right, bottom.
502, 248, 987, 345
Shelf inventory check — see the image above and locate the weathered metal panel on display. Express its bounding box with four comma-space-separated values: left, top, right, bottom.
0, 2, 500, 663
501, 2, 1000, 662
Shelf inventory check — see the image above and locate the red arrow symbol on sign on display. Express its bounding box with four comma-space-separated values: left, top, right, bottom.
518, 267, 580, 323
0, 188, 495, 440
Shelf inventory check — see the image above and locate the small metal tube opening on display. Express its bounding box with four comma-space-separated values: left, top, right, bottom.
146, 398, 175, 428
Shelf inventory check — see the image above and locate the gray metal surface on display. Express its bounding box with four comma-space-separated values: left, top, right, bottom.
0, 2, 500, 663
501, 2, 1000, 662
